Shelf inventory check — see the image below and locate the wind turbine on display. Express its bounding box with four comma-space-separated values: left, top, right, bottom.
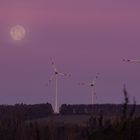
123, 59, 140, 63
80, 73, 99, 105
48, 58, 70, 113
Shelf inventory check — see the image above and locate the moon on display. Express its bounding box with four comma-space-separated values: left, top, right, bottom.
10, 25, 26, 41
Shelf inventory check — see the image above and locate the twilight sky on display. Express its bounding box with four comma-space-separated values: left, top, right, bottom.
0, 0, 140, 106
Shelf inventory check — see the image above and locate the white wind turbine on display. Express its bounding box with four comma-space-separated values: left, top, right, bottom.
80, 73, 99, 105
48, 58, 70, 113
123, 59, 140, 63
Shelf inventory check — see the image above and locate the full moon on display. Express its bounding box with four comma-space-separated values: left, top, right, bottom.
10, 25, 26, 41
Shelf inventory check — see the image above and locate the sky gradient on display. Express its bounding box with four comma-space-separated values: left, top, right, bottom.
0, 0, 140, 107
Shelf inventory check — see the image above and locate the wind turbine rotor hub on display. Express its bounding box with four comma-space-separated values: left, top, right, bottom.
55, 72, 58, 75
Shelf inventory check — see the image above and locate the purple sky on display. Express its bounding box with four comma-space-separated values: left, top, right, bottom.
0, 0, 140, 106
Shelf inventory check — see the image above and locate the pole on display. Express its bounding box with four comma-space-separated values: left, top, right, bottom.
54, 75, 58, 113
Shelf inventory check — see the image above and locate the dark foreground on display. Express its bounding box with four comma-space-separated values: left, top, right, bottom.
0, 104, 140, 140
0, 89, 140, 140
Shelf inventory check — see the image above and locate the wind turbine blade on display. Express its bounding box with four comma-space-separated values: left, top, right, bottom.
123, 59, 140, 63
80, 82, 90, 86
123, 59, 128, 62
130, 60, 140, 63
95, 73, 99, 79
123, 59, 132, 62
49, 73, 55, 82
58, 72, 66, 76
51, 64, 57, 71
92, 80, 95, 85
58, 72, 71, 77
93, 73, 99, 84
50, 57, 57, 71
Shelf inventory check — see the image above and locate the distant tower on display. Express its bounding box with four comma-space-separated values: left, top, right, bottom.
48, 58, 70, 113
80, 73, 99, 104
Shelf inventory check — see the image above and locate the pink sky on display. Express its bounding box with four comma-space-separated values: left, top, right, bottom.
0, 0, 140, 106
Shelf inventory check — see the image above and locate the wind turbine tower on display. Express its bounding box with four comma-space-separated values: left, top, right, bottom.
80, 73, 99, 104
49, 58, 70, 113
